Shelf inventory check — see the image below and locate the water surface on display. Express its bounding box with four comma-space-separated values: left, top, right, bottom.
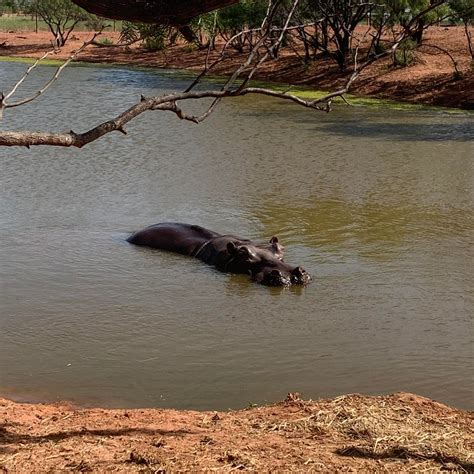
0, 63, 472, 410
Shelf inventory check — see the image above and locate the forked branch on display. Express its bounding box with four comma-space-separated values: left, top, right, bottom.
0, 31, 102, 118
0, 87, 334, 147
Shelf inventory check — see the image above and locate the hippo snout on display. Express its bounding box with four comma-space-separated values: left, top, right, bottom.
265, 269, 292, 287
290, 266, 312, 285
256, 266, 312, 287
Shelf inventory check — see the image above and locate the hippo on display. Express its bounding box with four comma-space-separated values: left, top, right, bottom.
127, 223, 312, 287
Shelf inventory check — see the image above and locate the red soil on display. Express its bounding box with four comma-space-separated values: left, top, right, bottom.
1, 393, 473, 472
0, 26, 473, 108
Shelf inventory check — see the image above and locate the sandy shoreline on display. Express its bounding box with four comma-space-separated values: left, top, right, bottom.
1, 392, 473, 472
0, 27, 473, 109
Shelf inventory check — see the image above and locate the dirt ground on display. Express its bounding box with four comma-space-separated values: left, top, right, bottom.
1, 392, 473, 472
0, 26, 473, 109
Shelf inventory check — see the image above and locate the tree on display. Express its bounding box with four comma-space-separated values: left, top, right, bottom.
299, 0, 373, 71
119, 22, 174, 51
23, 0, 91, 46
0, 0, 20, 13
214, 0, 269, 52
450, 0, 474, 58
380, 0, 450, 44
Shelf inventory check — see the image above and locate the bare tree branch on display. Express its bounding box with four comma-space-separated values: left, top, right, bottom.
3, 51, 55, 103
0, 87, 334, 148
237, 0, 300, 91
0, 31, 102, 117
419, 43, 461, 78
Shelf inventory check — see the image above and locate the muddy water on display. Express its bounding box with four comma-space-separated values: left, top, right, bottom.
0, 63, 472, 410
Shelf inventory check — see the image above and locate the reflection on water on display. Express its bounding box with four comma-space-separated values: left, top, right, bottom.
0, 62, 473, 410
254, 199, 472, 257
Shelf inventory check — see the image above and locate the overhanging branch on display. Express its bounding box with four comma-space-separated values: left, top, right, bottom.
0, 88, 335, 148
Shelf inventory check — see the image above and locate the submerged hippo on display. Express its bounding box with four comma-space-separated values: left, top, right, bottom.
127, 223, 312, 287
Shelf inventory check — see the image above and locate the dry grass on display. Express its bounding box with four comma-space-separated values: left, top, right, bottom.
1, 392, 472, 472
265, 393, 474, 472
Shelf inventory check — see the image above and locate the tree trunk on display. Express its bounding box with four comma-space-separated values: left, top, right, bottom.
411, 19, 425, 44
71, 0, 239, 25
464, 21, 473, 60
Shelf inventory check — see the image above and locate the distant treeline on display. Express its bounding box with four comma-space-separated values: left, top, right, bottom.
1, 0, 473, 65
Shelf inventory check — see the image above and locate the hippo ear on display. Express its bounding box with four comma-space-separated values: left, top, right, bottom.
270, 236, 279, 244
227, 241, 238, 254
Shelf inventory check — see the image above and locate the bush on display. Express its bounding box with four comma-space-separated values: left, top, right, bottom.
121, 21, 169, 51
97, 37, 113, 45
394, 39, 417, 66
143, 34, 166, 51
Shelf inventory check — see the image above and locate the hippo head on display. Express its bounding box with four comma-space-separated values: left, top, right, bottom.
226, 241, 311, 287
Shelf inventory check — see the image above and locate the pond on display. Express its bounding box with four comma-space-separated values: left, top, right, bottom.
0, 62, 472, 410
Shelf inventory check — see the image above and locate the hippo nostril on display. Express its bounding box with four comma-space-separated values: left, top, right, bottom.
271, 269, 282, 277
292, 266, 305, 277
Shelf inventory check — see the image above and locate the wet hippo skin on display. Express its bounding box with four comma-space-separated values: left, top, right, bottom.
127, 222, 312, 286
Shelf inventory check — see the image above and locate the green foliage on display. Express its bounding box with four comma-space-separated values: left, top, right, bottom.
394, 38, 417, 66
297, 0, 373, 70
191, 11, 217, 37
183, 43, 197, 53
143, 34, 166, 51
384, 0, 427, 25
449, 0, 474, 22
374, 41, 388, 55
449, 0, 474, 58
117, 1, 273, 52
190, 11, 217, 46
0, 0, 23, 14
84, 13, 106, 32
214, 0, 268, 51
0, 1, 15, 13
371, 0, 450, 45
121, 21, 170, 51
217, 0, 268, 31
97, 37, 113, 45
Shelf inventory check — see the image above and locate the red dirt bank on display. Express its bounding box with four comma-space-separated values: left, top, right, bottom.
0, 27, 473, 109
1, 393, 473, 472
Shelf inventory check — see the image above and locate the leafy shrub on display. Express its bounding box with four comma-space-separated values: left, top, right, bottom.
97, 37, 113, 45
394, 39, 417, 66
121, 21, 169, 51
143, 33, 166, 51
